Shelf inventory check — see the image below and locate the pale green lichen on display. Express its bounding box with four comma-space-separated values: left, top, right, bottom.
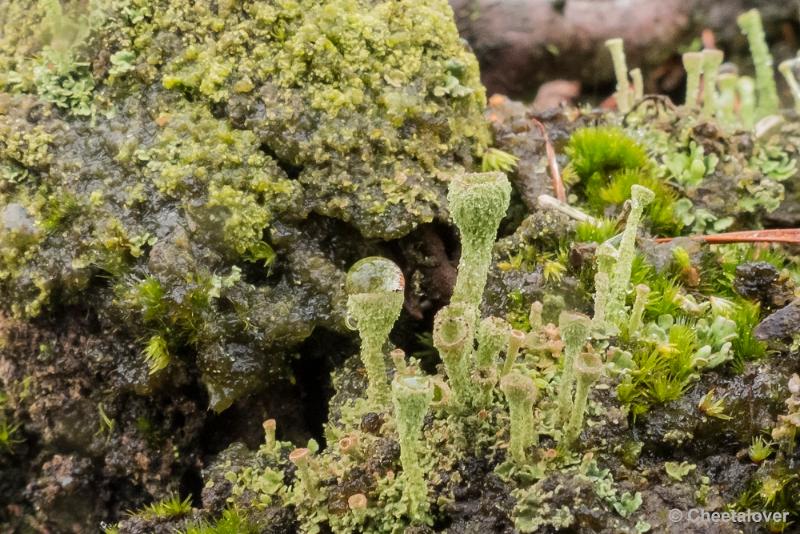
737, 76, 757, 128
448, 171, 512, 312
563, 350, 603, 447
627, 284, 650, 337
701, 49, 724, 117
606, 185, 655, 329
432, 302, 476, 407
346, 257, 405, 406
737, 9, 780, 116
682, 51, 703, 108
557, 311, 592, 425
500, 371, 538, 463
778, 59, 800, 113
605, 38, 631, 112
391, 375, 434, 518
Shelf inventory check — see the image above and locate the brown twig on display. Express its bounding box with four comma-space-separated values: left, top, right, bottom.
654, 228, 800, 245
529, 117, 566, 203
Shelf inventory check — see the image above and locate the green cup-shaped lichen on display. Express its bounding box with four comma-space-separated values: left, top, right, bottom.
564, 350, 604, 447
392, 376, 434, 517
346, 257, 405, 406
475, 316, 511, 369
592, 242, 617, 330
500, 371, 539, 463
447, 172, 511, 312
717, 72, 739, 124
557, 311, 592, 425
737, 9, 779, 116
433, 302, 477, 406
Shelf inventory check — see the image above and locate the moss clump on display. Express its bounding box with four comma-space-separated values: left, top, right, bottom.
0, 0, 488, 411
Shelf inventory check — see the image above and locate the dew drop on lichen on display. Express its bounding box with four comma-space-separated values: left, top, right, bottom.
345, 257, 404, 295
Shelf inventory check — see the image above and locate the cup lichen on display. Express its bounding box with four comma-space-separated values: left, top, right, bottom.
448, 172, 512, 313
563, 350, 604, 447
345, 256, 405, 406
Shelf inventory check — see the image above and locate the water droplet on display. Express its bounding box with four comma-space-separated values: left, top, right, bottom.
346, 257, 404, 295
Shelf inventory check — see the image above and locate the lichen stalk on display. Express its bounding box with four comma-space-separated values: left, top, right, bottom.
501, 329, 526, 377
557, 312, 592, 425
737, 76, 757, 128
475, 316, 510, 369
737, 9, 779, 115
500, 372, 539, 463
289, 448, 319, 498
346, 257, 406, 407
448, 172, 512, 313
392, 376, 434, 517
606, 185, 654, 328
779, 60, 800, 113
432, 302, 477, 406
701, 49, 724, 117
592, 242, 617, 331
717, 72, 739, 125
564, 351, 604, 447
627, 284, 650, 337
605, 38, 631, 112
682, 51, 704, 107
630, 68, 644, 101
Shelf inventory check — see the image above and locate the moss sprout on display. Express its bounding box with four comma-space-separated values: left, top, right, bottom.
432, 302, 477, 406
737, 9, 779, 115
475, 316, 511, 370
557, 311, 592, 425
345, 257, 405, 406
448, 172, 512, 312
682, 51, 704, 107
605, 38, 631, 112
500, 371, 539, 463
391, 375, 434, 517
564, 350, 603, 447
778, 59, 800, 113
701, 49, 724, 117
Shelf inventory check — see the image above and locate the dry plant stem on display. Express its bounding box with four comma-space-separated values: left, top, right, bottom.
654, 228, 800, 245
531, 117, 566, 203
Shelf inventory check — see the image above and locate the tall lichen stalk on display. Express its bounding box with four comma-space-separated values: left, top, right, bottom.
392, 376, 434, 517
737, 9, 780, 116
448, 172, 512, 314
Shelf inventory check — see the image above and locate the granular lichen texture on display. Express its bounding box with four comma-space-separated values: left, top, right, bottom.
0, 0, 489, 410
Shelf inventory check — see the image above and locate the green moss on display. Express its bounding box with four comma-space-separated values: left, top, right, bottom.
134, 493, 192, 519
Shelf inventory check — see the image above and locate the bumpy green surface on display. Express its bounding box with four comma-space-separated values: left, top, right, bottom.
0, 0, 489, 409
